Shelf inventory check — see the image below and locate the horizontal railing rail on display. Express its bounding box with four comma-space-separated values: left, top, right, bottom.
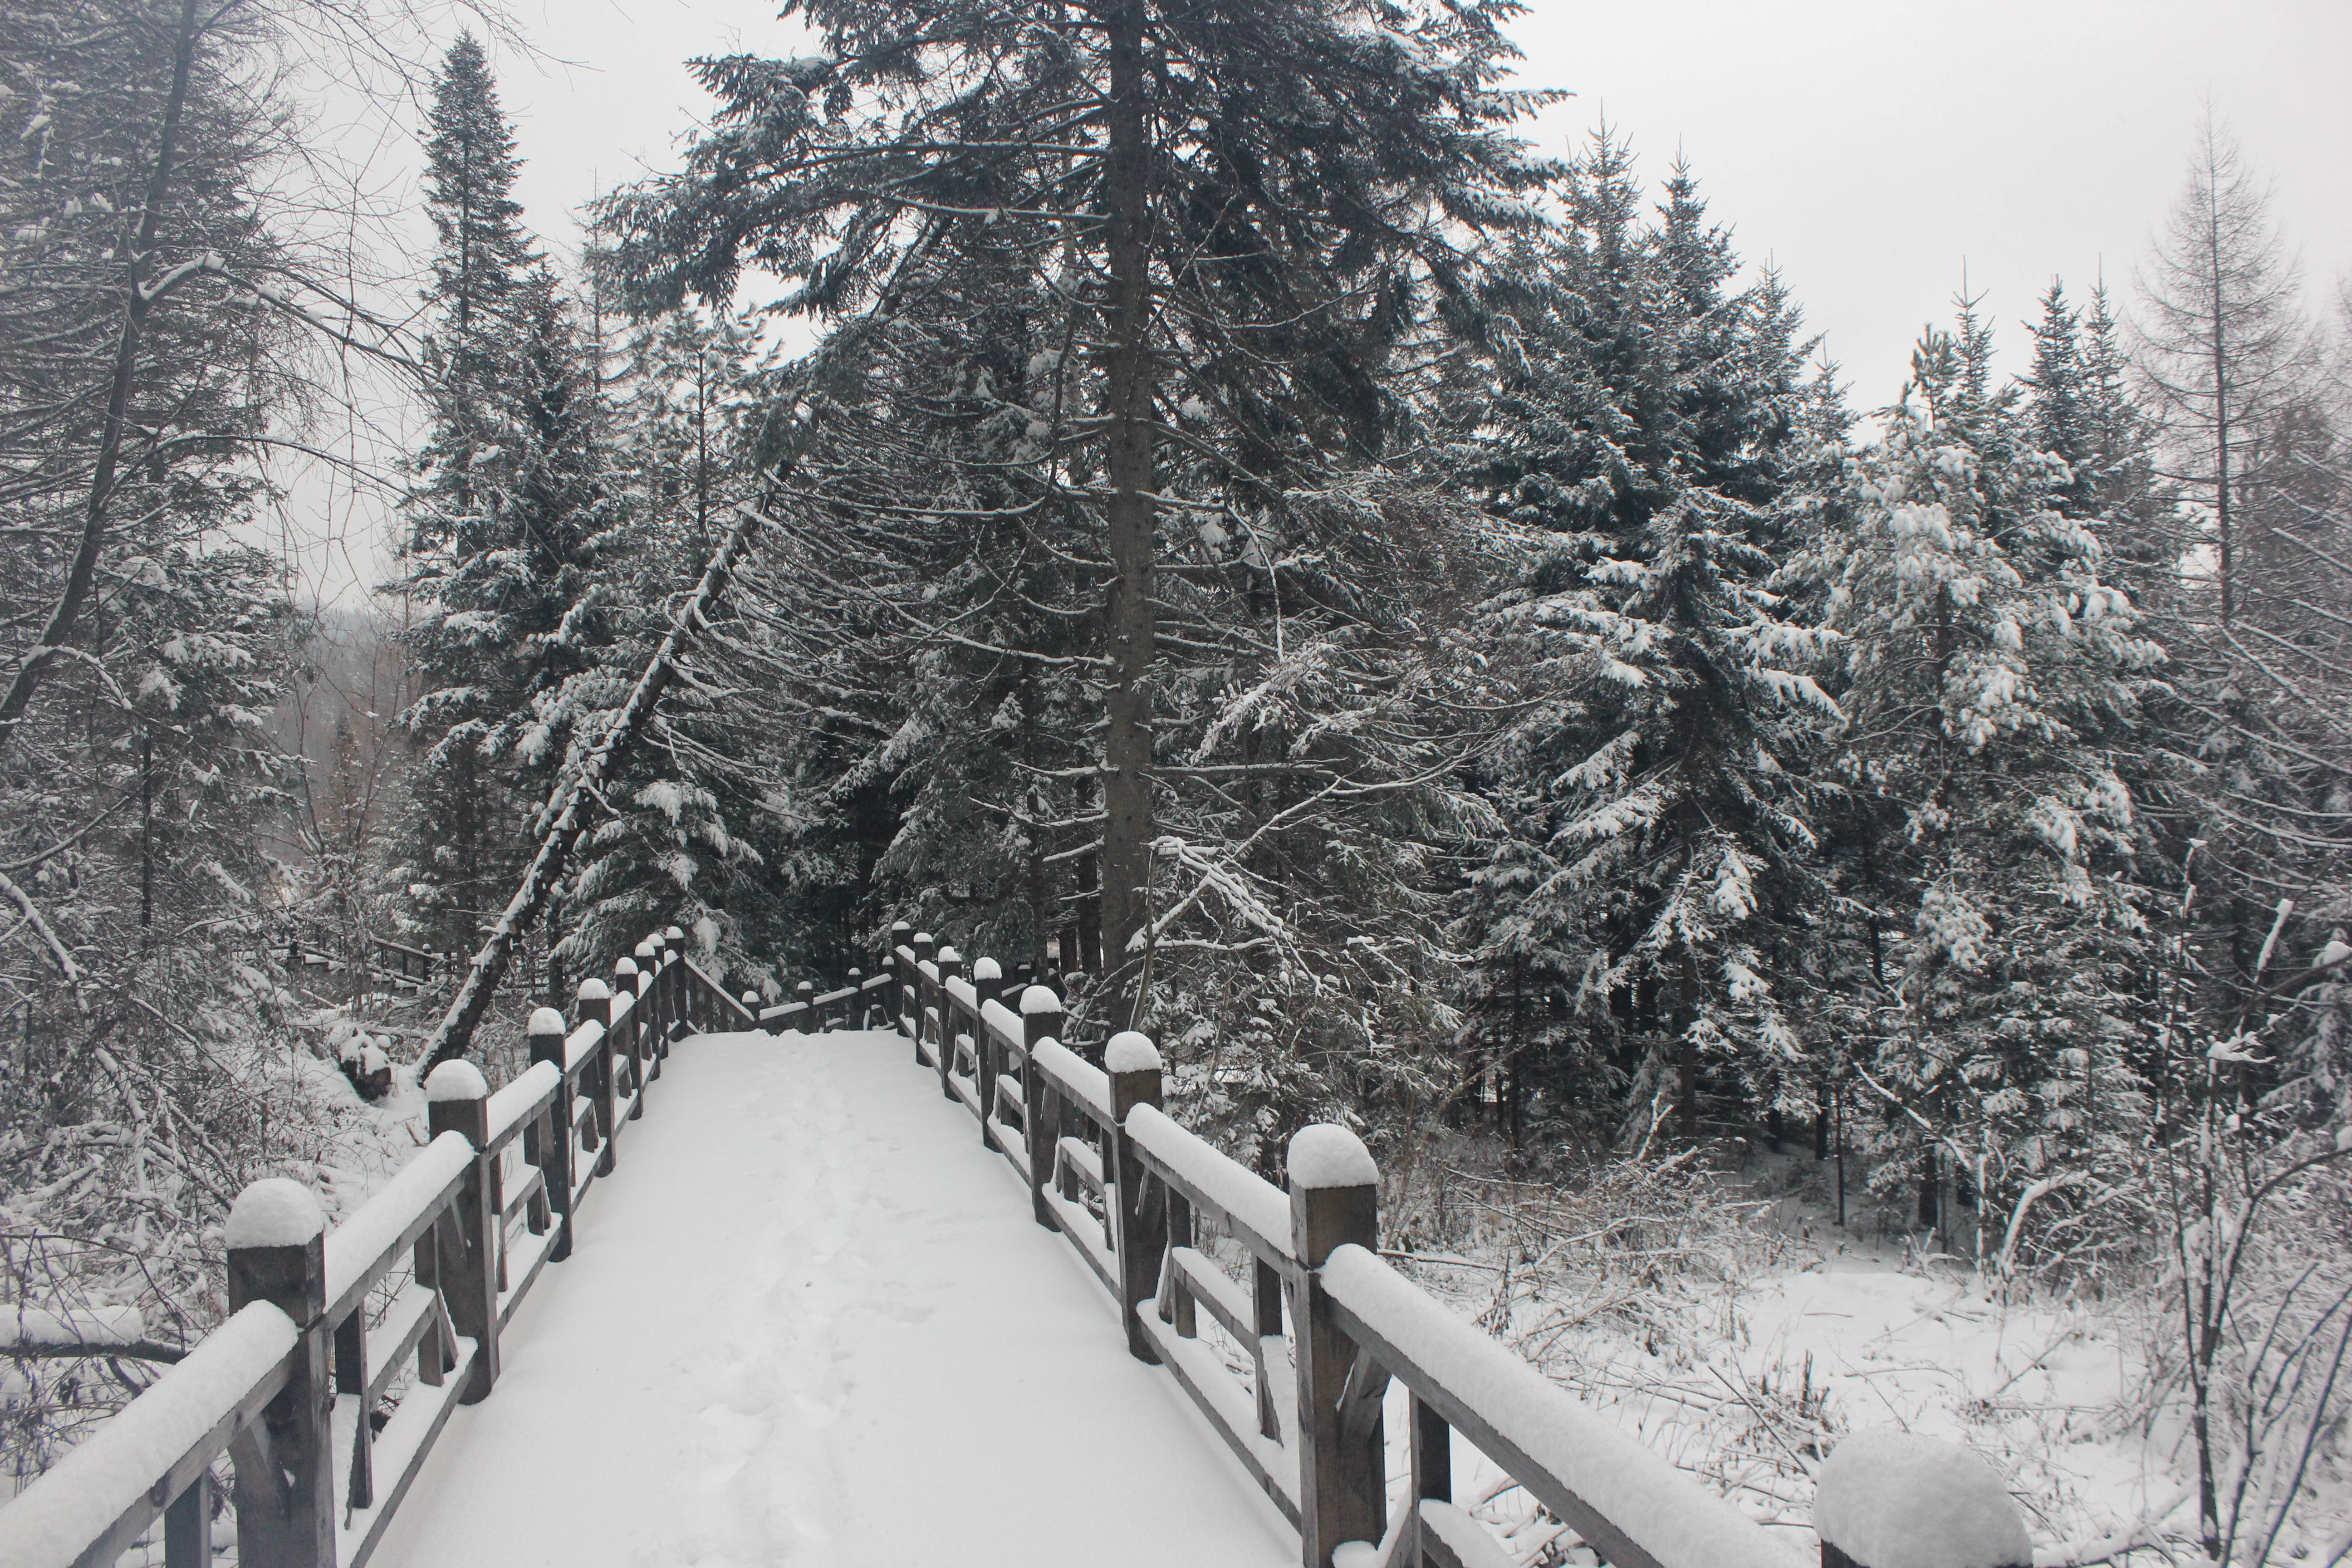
0, 921, 755, 1568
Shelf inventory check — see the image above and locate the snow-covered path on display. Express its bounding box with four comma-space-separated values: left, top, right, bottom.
373, 1029, 1297, 1568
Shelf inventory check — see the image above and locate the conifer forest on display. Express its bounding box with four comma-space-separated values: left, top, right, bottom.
1, 0, 2347, 1560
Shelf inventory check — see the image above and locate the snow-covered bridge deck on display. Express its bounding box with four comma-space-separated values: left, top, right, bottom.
372, 1027, 1295, 1568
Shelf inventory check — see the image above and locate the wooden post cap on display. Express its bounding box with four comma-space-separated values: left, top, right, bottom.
425, 1059, 490, 1105
1289, 1124, 1378, 1267
614, 956, 639, 980
528, 1007, 568, 1040
742, 989, 760, 1006
574, 980, 612, 1027
796, 980, 815, 998
972, 956, 1002, 982
663, 926, 685, 942
225, 1177, 326, 1254
1814, 1431, 2031, 1568
1105, 1031, 1162, 1074
1019, 984, 1063, 1016
937, 944, 961, 965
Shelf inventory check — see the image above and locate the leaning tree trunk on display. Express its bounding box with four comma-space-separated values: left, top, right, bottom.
1096, 0, 1157, 1030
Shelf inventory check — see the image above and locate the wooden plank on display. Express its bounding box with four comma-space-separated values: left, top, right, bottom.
1418, 1500, 1519, 1568
1169, 1247, 1254, 1345
1322, 1284, 1666, 1568
360, 1284, 438, 1407
1043, 1187, 1117, 1293
1135, 1308, 1301, 1527
1127, 1137, 1297, 1284
1056, 1134, 1106, 1194
495, 1223, 559, 1332
336, 1338, 478, 1568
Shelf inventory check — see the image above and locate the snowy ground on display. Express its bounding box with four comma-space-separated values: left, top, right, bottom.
1383, 1151, 2246, 1566
370, 1028, 1296, 1568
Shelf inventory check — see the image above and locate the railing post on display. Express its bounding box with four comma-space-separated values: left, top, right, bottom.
578, 982, 620, 1173
741, 989, 760, 1028
795, 979, 815, 1033
633, 941, 661, 1074
225, 1178, 332, 1568
889, 921, 913, 1035
911, 932, 938, 1064
662, 926, 686, 1049
1815, 1431, 2032, 1568
426, 1060, 500, 1404
972, 957, 1003, 1148
1290, 1125, 1383, 1568
1020, 983, 1064, 1227
1106, 1031, 1165, 1366
529, 1006, 576, 1263
846, 966, 865, 1028
935, 945, 964, 1098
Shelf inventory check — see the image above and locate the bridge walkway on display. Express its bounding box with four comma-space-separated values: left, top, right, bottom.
373, 1028, 1295, 1568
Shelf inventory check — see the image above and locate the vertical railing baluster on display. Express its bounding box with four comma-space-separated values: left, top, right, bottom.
163, 1469, 211, 1568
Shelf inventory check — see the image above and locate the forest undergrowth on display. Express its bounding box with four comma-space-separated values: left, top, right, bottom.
1380, 1132, 2352, 1567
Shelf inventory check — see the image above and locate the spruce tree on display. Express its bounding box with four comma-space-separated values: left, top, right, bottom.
1447, 138, 1836, 1150
395, 39, 618, 960
1797, 321, 2164, 1260
598, 0, 1555, 1155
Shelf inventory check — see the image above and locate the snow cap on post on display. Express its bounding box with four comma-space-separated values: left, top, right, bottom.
576, 978, 611, 1003
972, 956, 1002, 982
225, 1177, 325, 1250
614, 956, 639, 976
664, 926, 684, 941
1814, 1430, 2031, 1568
1104, 1031, 1162, 1073
912, 931, 933, 946
937, 945, 960, 965
1019, 984, 1064, 1016
426, 1059, 490, 1103
634, 940, 657, 960
742, 990, 759, 1006
1288, 1124, 1377, 1190
528, 1006, 568, 1039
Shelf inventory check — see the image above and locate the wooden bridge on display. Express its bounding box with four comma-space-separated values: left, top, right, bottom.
0, 924, 2033, 1568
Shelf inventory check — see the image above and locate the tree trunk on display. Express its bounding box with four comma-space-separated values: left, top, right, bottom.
1096, 0, 1157, 1029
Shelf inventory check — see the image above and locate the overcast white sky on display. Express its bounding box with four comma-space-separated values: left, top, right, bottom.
290, 0, 2352, 603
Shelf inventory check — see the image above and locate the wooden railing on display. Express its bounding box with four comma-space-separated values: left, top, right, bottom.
749, 928, 2025, 1568
0, 924, 751, 1568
